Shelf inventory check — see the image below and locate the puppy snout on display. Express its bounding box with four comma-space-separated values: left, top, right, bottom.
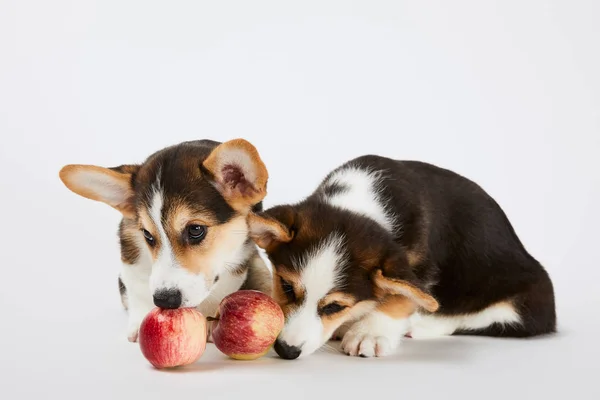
274, 339, 302, 360
153, 289, 182, 309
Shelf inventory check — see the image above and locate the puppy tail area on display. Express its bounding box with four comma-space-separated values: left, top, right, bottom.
455, 274, 557, 338
118, 276, 129, 311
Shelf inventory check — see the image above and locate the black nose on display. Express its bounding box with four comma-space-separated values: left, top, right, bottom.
153, 289, 182, 309
274, 339, 301, 360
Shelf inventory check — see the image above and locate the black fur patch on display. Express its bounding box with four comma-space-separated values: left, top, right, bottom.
118, 276, 126, 296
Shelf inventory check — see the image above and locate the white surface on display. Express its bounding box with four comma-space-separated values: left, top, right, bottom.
1, 1, 599, 399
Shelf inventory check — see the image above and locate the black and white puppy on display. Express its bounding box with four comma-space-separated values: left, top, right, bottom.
60, 139, 272, 342
248, 155, 556, 359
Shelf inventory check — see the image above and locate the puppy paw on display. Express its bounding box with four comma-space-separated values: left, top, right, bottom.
341, 332, 395, 357
126, 313, 146, 343
340, 311, 408, 358
127, 326, 139, 343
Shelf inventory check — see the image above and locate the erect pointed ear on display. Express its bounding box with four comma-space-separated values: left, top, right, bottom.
372, 252, 439, 313
59, 164, 139, 218
247, 206, 295, 251
202, 139, 268, 212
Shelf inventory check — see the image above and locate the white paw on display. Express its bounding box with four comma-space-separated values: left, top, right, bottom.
341, 331, 396, 357
126, 314, 146, 343
340, 311, 408, 358
127, 325, 139, 342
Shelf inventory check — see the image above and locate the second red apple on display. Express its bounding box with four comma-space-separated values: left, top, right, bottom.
211, 290, 284, 360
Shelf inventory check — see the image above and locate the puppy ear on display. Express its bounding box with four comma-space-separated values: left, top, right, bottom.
59, 164, 139, 218
372, 252, 439, 313
202, 139, 268, 212
248, 206, 295, 250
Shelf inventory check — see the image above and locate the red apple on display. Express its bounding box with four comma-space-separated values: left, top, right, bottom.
211, 290, 284, 360
138, 307, 207, 369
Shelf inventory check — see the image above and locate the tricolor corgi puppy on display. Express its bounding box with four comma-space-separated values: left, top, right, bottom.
248, 155, 556, 359
59, 139, 272, 342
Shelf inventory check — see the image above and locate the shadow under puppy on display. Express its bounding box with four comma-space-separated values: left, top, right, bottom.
59, 139, 272, 342
248, 155, 556, 359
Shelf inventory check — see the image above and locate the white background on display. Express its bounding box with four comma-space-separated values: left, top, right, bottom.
1, 1, 599, 399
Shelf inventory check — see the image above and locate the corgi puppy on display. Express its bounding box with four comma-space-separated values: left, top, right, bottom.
248, 155, 556, 359
59, 139, 272, 342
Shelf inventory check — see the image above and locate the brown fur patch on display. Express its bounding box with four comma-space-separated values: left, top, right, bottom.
373, 270, 439, 312
171, 215, 249, 280
171, 203, 218, 233
137, 208, 161, 259
277, 269, 304, 290
271, 268, 306, 317
248, 213, 294, 251
319, 292, 356, 309
377, 295, 417, 319
271, 272, 287, 308
119, 218, 141, 264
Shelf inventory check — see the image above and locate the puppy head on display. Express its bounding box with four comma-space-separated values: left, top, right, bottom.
248, 202, 438, 359
59, 139, 268, 308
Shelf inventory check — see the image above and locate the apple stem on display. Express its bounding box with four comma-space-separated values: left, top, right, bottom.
206, 316, 219, 322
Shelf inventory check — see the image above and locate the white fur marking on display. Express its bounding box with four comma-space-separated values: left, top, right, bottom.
409, 302, 522, 339
278, 234, 347, 357
324, 167, 395, 232
147, 187, 209, 307
120, 233, 154, 342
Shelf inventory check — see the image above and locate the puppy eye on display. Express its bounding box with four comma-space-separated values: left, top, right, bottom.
187, 224, 207, 244
319, 303, 347, 316
280, 277, 296, 302
141, 229, 155, 246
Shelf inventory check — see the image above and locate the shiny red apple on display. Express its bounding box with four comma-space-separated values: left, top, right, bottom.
138, 307, 207, 369
211, 290, 284, 360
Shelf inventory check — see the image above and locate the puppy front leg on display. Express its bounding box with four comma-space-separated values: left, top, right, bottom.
341, 295, 414, 357
120, 262, 154, 342
196, 268, 249, 343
